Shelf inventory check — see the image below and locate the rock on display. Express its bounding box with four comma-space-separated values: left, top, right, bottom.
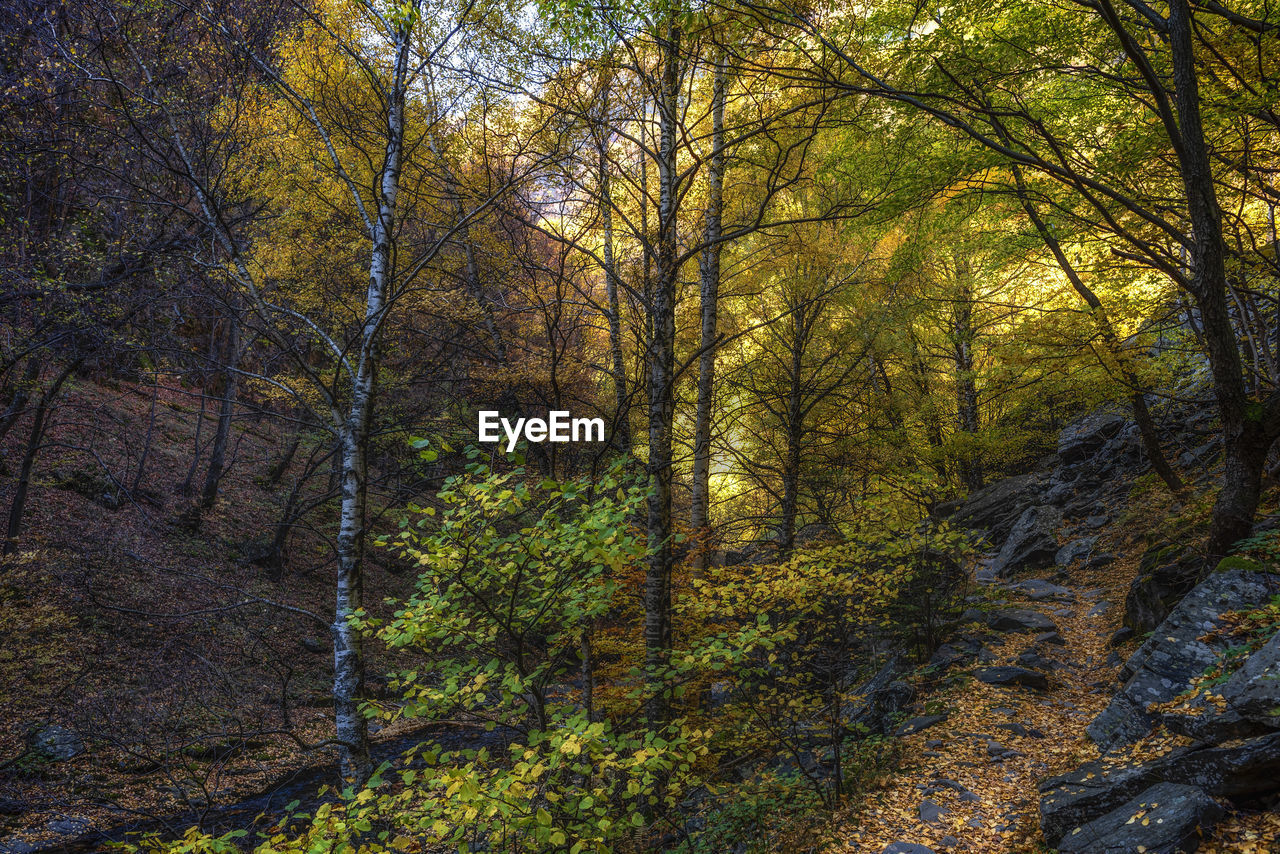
974, 666, 1049, 691
918, 799, 949, 824
963, 607, 1058, 634
1219, 628, 1280, 728
844, 657, 915, 735
1090, 569, 1280, 752
1012, 578, 1073, 601
47, 817, 90, 835
300, 637, 326, 654
1052, 782, 1222, 853
1162, 628, 1280, 742
1107, 627, 1133, 647
1036, 630, 1067, 645
1087, 601, 1110, 617
881, 845, 936, 854
938, 836, 959, 849
0, 842, 37, 854
1056, 537, 1097, 567
0, 799, 27, 815
988, 506, 1062, 577
1017, 651, 1062, 671
27, 725, 84, 762
1089, 552, 1116, 568
1058, 409, 1128, 465
1123, 544, 1204, 635
951, 472, 1048, 543
1040, 731, 1280, 844
895, 714, 949, 737
1085, 514, 1109, 529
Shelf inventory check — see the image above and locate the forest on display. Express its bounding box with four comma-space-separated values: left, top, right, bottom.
1, 0, 1279, 851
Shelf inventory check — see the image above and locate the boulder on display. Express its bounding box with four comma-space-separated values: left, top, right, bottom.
1011, 578, 1073, 601
881, 845, 936, 854
1052, 782, 1222, 853
895, 714, 948, 737
950, 473, 1048, 543
1058, 409, 1128, 465
1162, 628, 1280, 742
1056, 537, 1097, 567
1090, 569, 1280, 752
1220, 628, 1280, 728
1040, 731, 1280, 844
1123, 544, 1204, 635
974, 666, 1049, 690
843, 656, 915, 735
27, 725, 84, 762
987, 506, 1062, 577
964, 607, 1058, 634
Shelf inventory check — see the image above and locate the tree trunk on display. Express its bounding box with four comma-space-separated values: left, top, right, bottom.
644, 19, 681, 725
1167, 0, 1266, 557
599, 146, 631, 454
201, 314, 240, 509
0, 359, 39, 446
690, 58, 726, 573
951, 270, 983, 491
4, 364, 76, 557
1011, 163, 1185, 497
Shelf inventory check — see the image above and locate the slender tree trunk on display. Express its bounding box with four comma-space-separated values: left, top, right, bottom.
1011, 164, 1185, 497
4, 364, 76, 557
599, 147, 631, 454
644, 19, 681, 725
0, 359, 39, 446
951, 272, 983, 491
201, 314, 240, 509
779, 323, 804, 556
690, 58, 726, 573
265, 433, 301, 487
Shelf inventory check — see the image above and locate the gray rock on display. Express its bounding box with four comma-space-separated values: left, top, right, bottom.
918, 799, 949, 824
1056, 537, 1097, 567
843, 657, 915, 735
1123, 544, 1204, 634
1012, 578, 1074, 601
1085, 514, 1110, 529
988, 506, 1063, 577
47, 817, 90, 835
1058, 410, 1128, 465
0, 842, 38, 854
1089, 570, 1280, 752
1052, 782, 1221, 853
1040, 731, 1280, 845
963, 607, 1058, 634
1087, 601, 1111, 617
28, 725, 84, 762
1220, 628, 1280, 727
975, 666, 1049, 690
1107, 627, 1133, 647
881, 845, 936, 854
951, 473, 1048, 543
895, 714, 948, 736
1036, 630, 1067, 645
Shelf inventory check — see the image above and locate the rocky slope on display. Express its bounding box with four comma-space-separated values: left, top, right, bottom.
837, 399, 1280, 854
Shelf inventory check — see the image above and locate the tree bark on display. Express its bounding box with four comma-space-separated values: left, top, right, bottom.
599, 144, 631, 454
201, 313, 240, 509
644, 18, 681, 725
4, 363, 76, 557
690, 57, 726, 573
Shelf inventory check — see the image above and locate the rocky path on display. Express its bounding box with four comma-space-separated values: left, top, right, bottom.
833, 557, 1128, 854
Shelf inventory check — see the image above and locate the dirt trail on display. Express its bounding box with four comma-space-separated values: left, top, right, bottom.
833, 557, 1132, 853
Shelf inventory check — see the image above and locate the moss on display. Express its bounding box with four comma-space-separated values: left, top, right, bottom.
1215, 556, 1266, 573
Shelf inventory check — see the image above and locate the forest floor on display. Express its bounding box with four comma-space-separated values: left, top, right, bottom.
0, 377, 420, 852
830, 536, 1280, 853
